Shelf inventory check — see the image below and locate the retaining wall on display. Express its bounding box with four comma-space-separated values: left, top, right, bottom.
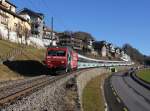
76, 68, 109, 111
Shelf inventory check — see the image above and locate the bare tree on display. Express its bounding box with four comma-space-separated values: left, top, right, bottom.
24, 28, 30, 45
16, 23, 23, 44
6, 20, 10, 40
0, 29, 2, 40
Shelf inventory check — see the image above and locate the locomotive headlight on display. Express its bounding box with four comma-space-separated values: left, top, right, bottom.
61, 61, 65, 63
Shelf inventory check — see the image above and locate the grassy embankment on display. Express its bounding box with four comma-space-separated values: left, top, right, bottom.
82, 74, 107, 111
137, 69, 150, 83
0, 39, 45, 81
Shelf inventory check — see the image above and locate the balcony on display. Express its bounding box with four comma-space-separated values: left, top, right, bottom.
32, 20, 41, 27
0, 1, 10, 9
31, 28, 40, 35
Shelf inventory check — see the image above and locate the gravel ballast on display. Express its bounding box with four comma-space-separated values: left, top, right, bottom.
2, 73, 76, 111
1, 69, 109, 111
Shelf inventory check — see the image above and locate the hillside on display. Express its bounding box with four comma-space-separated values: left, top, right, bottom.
122, 44, 149, 65
0, 40, 46, 81
144, 56, 150, 65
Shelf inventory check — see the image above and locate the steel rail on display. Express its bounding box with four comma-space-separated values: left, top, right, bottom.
0, 69, 89, 107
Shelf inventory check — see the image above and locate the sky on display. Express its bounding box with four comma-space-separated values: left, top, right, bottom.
11, 0, 150, 55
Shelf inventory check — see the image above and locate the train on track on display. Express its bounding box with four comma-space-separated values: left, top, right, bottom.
44, 46, 134, 72
45, 46, 78, 72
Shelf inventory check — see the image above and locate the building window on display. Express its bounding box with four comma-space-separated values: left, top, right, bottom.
14, 23, 17, 31
0, 13, 8, 26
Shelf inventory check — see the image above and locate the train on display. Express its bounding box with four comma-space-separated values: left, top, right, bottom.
45, 46, 78, 72
44, 46, 134, 72
77, 54, 134, 69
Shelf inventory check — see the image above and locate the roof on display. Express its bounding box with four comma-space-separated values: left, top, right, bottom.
93, 41, 107, 46
107, 43, 113, 46
18, 8, 44, 19
43, 26, 57, 33
5, 0, 16, 8
44, 26, 52, 32
0, 5, 28, 22
47, 46, 73, 51
115, 46, 120, 49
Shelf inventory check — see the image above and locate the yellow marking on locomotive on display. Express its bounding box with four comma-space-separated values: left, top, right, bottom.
116, 97, 121, 103
113, 91, 117, 96
123, 107, 128, 111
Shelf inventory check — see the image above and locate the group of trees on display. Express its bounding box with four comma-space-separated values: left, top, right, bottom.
61, 31, 95, 53
6, 22, 31, 45
72, 31, 95, 41
122, 44, 150, 65
63, 31, 95, 41
73, 31, 95, 53
144, 56, 150, 65
16, 23, 30, 44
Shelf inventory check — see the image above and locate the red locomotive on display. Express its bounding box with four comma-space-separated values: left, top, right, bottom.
45, 46, 78, 72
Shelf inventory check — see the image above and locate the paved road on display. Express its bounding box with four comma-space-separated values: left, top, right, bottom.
110, 72, 150, 111
104, 76, 126, 111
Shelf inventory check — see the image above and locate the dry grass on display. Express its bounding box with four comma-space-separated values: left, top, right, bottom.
0, 40, 19, 56
0, 39, 46, 61
0, 64, 24, 81
0, 40, 46, 81
15, 46, 46, 61
82, 74, 107, 111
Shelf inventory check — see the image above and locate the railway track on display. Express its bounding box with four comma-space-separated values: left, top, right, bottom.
0, 76, 47, 89
0, 73, 70, 108
0, 69, 89, 108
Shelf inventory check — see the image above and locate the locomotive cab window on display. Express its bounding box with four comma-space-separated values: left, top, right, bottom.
48, 50, 66, 56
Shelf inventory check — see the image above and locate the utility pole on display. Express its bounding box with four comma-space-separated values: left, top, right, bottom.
50, 16, 53, 46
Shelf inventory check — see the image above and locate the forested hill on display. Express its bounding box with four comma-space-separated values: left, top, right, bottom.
122, 44, 149, 65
